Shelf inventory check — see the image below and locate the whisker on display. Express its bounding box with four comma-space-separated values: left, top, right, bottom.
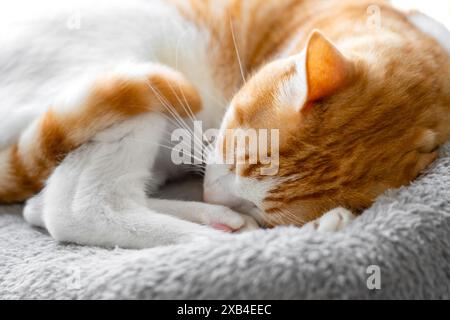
166, 79, 198, 125
125, 137, 207, 164
269, 208, 306, 227
229, 16, 246, 84
161, 80, 210, 156
145, 81, 206, 152
150, 83, 207, 155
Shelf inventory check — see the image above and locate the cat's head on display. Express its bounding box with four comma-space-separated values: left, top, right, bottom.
204, 30, 447, 227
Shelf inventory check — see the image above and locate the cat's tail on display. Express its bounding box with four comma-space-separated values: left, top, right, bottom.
0, 68, 202, 203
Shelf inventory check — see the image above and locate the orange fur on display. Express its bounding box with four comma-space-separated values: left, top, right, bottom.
186, 0, 450, 226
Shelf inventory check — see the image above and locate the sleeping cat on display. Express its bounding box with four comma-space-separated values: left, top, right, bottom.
0, 0, 449, 248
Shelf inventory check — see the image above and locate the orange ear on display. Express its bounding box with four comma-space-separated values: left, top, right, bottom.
306, 30, 354, 102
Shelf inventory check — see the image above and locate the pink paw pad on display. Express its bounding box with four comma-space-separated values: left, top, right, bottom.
211, 223, 235, 233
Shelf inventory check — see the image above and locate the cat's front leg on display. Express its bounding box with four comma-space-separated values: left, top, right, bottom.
145, 199, 260, 232
24, 114, 225, 249
303, 207, 356, 232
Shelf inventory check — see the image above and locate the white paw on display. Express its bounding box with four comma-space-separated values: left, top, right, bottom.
197, 205, 260, 233
304, 207, 355, 232
199, 205, 248, 232
235, 214, 260, 233
23, 192, 45, 228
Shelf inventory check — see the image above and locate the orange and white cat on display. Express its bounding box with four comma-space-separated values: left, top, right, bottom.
0, 0, 449, 248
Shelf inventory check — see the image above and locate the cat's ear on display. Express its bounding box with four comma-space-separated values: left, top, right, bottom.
305, 30, 354, 102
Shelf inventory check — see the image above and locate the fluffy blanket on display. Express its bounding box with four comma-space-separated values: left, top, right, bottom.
1, 143, 450, 299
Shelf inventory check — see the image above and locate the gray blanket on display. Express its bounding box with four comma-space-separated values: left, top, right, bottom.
1, 143, 450, 299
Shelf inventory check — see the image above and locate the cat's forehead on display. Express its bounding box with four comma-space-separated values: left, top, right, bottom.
230, 54, 309, 122
235, 59, 298, 102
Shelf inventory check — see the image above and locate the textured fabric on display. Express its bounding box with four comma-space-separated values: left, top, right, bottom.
1, 143, 449, 300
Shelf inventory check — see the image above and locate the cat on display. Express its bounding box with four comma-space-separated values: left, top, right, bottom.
0, 0, 449, 248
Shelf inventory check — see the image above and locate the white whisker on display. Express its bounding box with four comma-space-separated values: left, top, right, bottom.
229, 17, 246, 84
125, 137, 206, 164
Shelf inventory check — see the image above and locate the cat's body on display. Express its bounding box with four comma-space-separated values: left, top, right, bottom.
0, 0, 220, 144
0, 0, 449, 248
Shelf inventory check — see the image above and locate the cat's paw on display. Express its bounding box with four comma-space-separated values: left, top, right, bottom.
304, 207, 355, 232
23, 192, 45, 228
235, 215, 260, 233
200, 205, 248, 232
200, 205, 260, 233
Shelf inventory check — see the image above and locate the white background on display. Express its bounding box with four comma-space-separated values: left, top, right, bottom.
0, 1, 449, 35
392, 0, 450, 29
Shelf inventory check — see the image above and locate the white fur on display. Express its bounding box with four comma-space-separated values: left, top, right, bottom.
0, 0, 225, 147
409, 12, 450, 55
303, 207, 355, 232
203, 161, 276, 225
276, 53, 308, 112
0, 0, 258, 248
24, 114, 257, 248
